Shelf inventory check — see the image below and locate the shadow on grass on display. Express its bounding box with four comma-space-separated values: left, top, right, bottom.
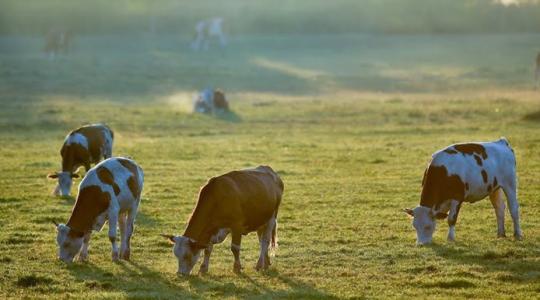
523, 110, 540, 122
65, 260, 337, 298
214, 110, 243, 123
427, 242, 538, 281
66, 260, 197, 298
181, 271, 340, 299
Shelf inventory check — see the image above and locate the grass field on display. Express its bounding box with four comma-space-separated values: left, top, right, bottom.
0, 34, 539, 299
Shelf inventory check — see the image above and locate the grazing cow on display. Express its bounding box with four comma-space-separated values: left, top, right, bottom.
48, 124, 113, 196
44, 27, 72, 60
404, 138, 522, 245
535, 52, 540, 88
193, 88, 229, 114
190, 18, 227, 51
54, 157, 144, 263
162, 165, 283, 275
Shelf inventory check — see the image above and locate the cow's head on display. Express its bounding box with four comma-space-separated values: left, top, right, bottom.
54, 221, 84, 262
162, 235, 204, 275
404, 206, 447, 245
47, 172, 79, 196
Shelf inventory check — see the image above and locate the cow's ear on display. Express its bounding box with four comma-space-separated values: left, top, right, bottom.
160, 234, 176, 245
47, 173, 59, 179
434, 212, 448, 220
52, 220, 59, 229
70, 173, 80, 178
403, 208, 414, 217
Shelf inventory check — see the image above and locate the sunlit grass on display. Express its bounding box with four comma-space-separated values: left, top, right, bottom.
0, 34, 539, 298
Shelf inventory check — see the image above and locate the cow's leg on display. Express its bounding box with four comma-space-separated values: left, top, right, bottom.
502, 184, 523, 240
118, 213, 129, 260
447, 200, 462, 242
78, 232, 92, 262
256, 217, 275, 270
121, 208, 137, 260
199, 244, 213, 274
230, 230, 242, 273
108, 210, 120, 261
489, 188, 506, 238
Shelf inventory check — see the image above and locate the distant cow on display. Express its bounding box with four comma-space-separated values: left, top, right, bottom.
404, 138, 522, 245
162, 165, 283, 275
193, 88, 229, 114
54, 157, 144, 263
48, 124, 113, 197
44, 27, 72, 60
190, 18, 227, 51
535, 52, 540, 88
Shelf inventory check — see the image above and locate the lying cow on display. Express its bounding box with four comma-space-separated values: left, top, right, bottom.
44, 27, 72, 60
404, 138, 522, 245
162, 165, 283, 275
54, 157, 144, 263
48, 124, 114, 196
193, 88, 229, 114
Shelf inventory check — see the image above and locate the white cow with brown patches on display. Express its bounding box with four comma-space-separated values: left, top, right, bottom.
404, 138, 522, 245
48, 124, 113, 196
54, 157, 143, 263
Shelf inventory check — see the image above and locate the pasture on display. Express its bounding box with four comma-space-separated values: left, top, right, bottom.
0, 34, 539, 299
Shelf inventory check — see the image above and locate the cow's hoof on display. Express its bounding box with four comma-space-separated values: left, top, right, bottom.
233, 263, 242, 274
121, 249, 130, 261
255, 260, 264, 271
199, 266, 209, 275
112, 251, 120, 262
78, 254, 88, 262
514, 234, 523, 241
497, 233, 507, 238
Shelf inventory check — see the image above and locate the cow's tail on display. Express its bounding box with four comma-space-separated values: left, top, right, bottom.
270, 210, 278, 257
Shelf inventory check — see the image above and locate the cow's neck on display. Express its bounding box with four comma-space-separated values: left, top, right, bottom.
67, 186, 110, 234
183, 197, 215, 246
61, 146, 75, 172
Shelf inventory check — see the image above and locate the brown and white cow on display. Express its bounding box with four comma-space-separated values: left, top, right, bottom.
404, 138, 522, 245
162, 165, 283, 275
48, 124, 113, 196
54, 157, 143, 263
44, 27, 72, 60
193, 88, 230, 114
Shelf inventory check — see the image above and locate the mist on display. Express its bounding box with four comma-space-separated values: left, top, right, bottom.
1, 0, 540, 35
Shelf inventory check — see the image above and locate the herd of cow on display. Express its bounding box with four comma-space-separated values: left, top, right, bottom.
47, 123, 524, 275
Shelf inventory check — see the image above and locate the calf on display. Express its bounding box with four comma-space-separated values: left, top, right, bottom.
48, 124, 113, 196
54, 157, 143, 263
404, 138, 522, 245
162, 165, 283, 275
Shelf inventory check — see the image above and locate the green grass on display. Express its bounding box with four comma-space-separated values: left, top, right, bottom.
0, 34, 539, 299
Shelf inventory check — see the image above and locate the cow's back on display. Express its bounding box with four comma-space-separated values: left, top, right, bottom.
68, 157, 142, 233
422, 139, 514, 207
211, 169, 282, 232
74, 125, 109, 161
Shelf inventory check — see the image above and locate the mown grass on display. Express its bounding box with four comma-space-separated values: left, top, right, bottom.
0, 34, 539, 299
